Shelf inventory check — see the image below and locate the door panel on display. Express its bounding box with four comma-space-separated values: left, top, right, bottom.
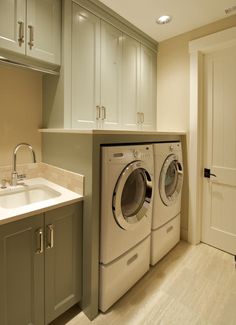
0, 215, 44, 325
122, 35, 140, 129
26, 0, 61, 64
45, 203, 82, 324
0, 0, 26, 54
202, 45, 236, 254
71, 4, 100, 129
140, 45, 157, 130
101, 21, 122, 129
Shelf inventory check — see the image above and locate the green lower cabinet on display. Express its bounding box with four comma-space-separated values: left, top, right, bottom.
0, 202, 82, 325
0, 214, 45, 325
45, 203, 82, 323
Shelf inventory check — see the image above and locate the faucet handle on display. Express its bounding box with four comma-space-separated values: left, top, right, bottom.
1, 178, 9, 189
18, 174, 26, 181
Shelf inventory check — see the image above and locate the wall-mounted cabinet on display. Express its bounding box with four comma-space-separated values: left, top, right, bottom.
43, 0, 157, 131
0, 203, 82, 325
0, 0, 61, 66
70, 2, 157, 131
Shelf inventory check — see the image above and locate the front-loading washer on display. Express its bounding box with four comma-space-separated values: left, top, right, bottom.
100, 144, 154, 312
151, 142, 183, 265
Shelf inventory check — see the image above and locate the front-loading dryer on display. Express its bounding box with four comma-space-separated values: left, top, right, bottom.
151, 142, 183, 265
100, 144, 154, 312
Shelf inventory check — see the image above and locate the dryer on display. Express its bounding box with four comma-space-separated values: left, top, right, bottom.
100, 144, 154, 312
151, 142, 183, 265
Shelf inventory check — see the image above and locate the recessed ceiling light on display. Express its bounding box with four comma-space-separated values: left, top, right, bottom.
156, 15, 172, 25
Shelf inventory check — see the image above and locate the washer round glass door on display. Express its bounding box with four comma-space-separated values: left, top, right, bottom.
112, 161, 153, 230
159, 154, 183, 206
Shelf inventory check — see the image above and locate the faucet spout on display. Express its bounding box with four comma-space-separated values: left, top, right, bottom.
11, 143, 36, 186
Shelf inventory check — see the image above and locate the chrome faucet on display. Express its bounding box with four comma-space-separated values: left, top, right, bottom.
11, 143, 36, 186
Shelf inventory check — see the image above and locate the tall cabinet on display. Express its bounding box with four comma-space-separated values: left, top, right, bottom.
70, 2, 157, 131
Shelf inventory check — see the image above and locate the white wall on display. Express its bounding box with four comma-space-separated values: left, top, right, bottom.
0, 65, 42, 167
156, 14, 236, 132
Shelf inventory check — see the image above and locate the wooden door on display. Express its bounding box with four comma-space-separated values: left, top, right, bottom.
71, 4, 100, 129
100, 21, 122, 129
0, 215, 44, 325
45, 203, 82, 323
0, 0, 26, 54
121, 35, 140, 130
140, 45, 157, 130
202, 45, 236, 255
26, 0, 61, 64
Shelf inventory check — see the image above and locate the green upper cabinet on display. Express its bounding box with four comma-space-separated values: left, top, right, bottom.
0, 0, 61, 65
0, 0, 26, 55
140, 45, 157, 130
71, 5, 122, 129
72, 4, 100, 129
70, 2, 157, 131
100, 20, 122, 129
121, 34, 140, 130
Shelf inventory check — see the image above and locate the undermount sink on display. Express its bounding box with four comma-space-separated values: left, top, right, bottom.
0, 184, 61, 209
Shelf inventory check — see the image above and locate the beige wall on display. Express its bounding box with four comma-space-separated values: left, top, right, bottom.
156, 14, 236, 132
0, 65, 42, 167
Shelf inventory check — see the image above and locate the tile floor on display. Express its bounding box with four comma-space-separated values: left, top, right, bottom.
51, 241, 236, 325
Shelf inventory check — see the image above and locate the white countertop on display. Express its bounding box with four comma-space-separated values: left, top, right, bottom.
39, 128, 186, 135
0, 178, 83, 225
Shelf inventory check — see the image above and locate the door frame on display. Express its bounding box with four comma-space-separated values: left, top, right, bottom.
188, 26, 236, 245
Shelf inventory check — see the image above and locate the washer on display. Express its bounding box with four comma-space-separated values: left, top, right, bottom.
150, 142, 183, 265
100, 144, 154, 312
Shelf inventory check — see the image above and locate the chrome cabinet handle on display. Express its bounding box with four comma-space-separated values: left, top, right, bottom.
141, 112, 144, 123
36, 228, 43, 254
46, 224, 54, 249
96, 105, 101, 120
101, 106, 106, 120
18, 21, 24, 46
28, 25, 34, 49
137, 112, 141, 124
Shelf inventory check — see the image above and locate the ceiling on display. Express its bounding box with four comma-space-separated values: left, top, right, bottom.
99, 0, 236, 41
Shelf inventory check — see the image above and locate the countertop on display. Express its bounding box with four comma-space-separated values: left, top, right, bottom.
0, 178, 83, 225
39, 128, 186, 135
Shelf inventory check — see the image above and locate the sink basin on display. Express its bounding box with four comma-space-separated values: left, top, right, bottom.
0, 184, 61, 209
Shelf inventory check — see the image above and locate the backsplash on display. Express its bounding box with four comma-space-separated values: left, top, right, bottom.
0, 162, 84, 196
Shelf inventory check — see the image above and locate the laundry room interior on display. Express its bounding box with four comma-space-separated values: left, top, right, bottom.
0, 0, 236, 324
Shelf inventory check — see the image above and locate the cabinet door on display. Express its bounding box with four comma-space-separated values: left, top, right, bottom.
101, 21, 122, 129
122, 35, 140, 130
0, 0, 26, 54
140, 45, 157, 130
71, 4, 100, 129
45, 203, 82, 324
0, 215, 44, 325
26, 0, 61, 65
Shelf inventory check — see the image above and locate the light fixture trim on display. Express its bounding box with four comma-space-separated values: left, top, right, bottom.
156, 15, 172, 25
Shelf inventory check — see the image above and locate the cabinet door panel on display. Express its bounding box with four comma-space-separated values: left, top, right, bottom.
45, 203, 82, 323
140, 45, 157, 130
101, 21, 122, 129
122, 35, 140, 129
0, 0, 26, 54
0, 215, 44, 325
27, 0, 61, 64
72, 4, 100, 129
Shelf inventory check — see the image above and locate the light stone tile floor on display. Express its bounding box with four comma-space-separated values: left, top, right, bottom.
51, 241, 236, 325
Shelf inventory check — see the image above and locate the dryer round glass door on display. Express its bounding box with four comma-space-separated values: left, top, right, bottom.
113, 160, 153, 230
159, 154, 183, 206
